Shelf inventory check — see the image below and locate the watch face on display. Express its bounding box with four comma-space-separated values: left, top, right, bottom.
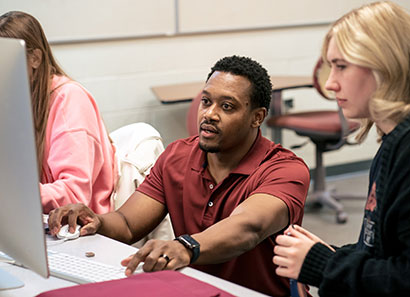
180, 235, 199, 248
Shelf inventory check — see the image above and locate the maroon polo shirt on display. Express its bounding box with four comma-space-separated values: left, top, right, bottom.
137, 131, 309, 296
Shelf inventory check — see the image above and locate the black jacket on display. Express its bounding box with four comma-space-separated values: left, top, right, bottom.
298, 116, 410, 297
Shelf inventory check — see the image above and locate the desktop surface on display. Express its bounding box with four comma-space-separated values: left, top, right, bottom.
0, 234, 269, 297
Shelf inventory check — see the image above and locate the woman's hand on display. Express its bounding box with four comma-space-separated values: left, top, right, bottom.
273, 224, 334, 279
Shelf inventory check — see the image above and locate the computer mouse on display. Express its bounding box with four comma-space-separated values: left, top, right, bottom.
57, 224, 81, 240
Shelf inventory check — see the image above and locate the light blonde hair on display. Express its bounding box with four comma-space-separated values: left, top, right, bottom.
0, 11, 67, 171
321, 1, 410, 142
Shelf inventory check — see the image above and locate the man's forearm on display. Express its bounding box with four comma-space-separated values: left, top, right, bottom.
192, 214, 274, 264
192, 195, 289, 264
97, 211, 134, 244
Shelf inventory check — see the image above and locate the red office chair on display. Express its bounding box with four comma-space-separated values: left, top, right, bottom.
266, 58, 361, 223
186, 92, 201, 136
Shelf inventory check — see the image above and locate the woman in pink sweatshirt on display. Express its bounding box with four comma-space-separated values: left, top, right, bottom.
0, 11, 116, 214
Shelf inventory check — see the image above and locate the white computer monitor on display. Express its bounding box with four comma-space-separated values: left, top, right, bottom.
0, 37, 49, 289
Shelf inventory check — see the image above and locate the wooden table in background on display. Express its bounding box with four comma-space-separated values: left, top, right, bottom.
151, 76, 313, 142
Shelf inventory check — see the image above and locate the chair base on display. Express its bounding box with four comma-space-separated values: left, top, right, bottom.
306, 189, 349, 224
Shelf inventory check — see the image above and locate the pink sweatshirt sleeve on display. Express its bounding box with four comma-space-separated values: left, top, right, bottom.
40, 77, 114, 214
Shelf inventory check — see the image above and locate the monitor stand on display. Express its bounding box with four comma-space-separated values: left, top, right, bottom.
0, 267, 24, 290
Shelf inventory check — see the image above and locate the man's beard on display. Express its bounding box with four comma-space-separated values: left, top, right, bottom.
198, 119, 222, 153
199, 142, 220, 153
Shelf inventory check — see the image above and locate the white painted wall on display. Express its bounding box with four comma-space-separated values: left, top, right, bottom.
50, 26, 380, 169
3, 0, 403, 169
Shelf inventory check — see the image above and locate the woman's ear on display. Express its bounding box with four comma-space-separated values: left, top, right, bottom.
251, 107, 267, 128
28, 48, 43, 69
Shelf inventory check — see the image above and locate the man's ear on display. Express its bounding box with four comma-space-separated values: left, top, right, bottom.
29, 48, 43, 69
251, 107, 267, 128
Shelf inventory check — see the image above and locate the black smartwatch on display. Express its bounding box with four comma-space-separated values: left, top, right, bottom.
175, 234, 200, 264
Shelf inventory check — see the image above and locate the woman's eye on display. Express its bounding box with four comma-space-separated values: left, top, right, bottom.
336, 64, 346, 70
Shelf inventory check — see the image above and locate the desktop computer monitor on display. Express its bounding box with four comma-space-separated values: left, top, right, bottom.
0, 37, 49, 289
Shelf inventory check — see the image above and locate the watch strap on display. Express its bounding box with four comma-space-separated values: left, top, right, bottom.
175, 234, 200, 264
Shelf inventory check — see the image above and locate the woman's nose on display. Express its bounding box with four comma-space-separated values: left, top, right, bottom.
325, 75, 339, 93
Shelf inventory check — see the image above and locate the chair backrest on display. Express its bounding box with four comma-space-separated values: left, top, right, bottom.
186, 92, 202, 136
312, 57, 332, 100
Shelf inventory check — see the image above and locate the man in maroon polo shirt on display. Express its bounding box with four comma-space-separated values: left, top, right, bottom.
49, 55, 310, 296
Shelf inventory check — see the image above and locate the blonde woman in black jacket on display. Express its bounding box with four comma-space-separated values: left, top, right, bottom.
273, 1, 410, 296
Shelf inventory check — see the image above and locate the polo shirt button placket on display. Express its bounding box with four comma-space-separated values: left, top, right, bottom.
208, 184, 214, 208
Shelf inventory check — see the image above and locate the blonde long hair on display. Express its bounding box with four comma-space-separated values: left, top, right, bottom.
0, 11, 67, 169
321, 1, 410, 142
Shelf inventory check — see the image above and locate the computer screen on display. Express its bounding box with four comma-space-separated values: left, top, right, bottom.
0, 37, 49, 289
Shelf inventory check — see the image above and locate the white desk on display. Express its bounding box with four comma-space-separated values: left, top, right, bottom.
0, 234, 269, 297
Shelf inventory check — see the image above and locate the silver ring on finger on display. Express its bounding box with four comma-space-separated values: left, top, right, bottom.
160, 254, 170, 263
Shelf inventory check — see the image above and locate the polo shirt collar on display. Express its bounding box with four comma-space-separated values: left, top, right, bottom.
190, 129, 270, 176
231, 129, 270, 175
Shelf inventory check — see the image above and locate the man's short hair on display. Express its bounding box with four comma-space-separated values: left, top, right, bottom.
207, 55, 272, 111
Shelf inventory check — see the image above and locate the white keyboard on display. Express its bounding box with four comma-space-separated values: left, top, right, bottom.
47, 249, 140, 284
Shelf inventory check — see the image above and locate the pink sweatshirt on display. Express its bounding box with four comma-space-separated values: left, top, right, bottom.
40, 75, 116, 214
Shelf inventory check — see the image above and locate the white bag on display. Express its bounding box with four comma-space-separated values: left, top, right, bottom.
110, 123, 174, 247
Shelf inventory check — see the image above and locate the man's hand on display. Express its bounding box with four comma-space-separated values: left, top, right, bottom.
48, 203, 101, 237
121, 239, 192, 275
